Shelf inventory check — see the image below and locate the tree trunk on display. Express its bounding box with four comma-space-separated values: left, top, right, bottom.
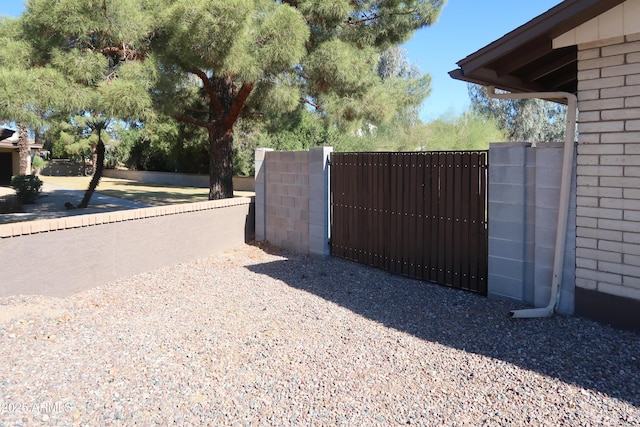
175, 73, 253, 200
207, 75, 237, 200
91, 144, 98, 176
208, 124, 234, 200
17, 124, 29, 175
78, 134, 105, 208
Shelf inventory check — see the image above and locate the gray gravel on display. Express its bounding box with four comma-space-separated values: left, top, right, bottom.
1, 242, 639, 426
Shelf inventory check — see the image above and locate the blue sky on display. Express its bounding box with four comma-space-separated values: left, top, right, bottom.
403, 0, 562, 121
2, 0, 562, 122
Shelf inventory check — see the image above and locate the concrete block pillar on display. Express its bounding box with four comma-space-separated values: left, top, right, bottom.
308, 146, 333, 258
488, 142, 575, 315
254, 148, 273, 241
488, 143, 532, 303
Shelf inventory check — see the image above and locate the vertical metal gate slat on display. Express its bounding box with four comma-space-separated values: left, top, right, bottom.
330, 151, 488, 295
471, 151, 483, 292
408, 154, 419, 278
391, 153, 401, 274
404, 154, 411, 276
415, 153, 426, 281
349, 156, 357, 261
374, 153, 382, 268
478, 152, 488, 292
356, 154, 365, 264
460, 152, 472, 291
429, 153, 440, 284
437, 153, 447, 286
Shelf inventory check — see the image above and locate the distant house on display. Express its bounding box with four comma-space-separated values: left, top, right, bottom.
450, 0, 640, 331
0, 127, 42, 185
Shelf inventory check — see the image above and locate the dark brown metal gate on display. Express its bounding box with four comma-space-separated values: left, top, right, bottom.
330, 151, 488, 294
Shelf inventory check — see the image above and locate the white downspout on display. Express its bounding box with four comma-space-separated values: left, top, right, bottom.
486, 86, 577, 318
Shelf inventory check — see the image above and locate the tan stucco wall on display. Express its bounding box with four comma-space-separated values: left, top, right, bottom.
102, 169, 256, 192
0, 197, 255, 297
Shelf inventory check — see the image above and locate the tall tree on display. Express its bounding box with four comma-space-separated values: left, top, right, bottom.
15, 0, 445, 202
16, 124, 30, 174
468, 84, 567, 143
78, 118, 111, 208
377, 46, 430, 127
153, 0, 444, 199
0, 17, 77, 175
21, 0, 157, 207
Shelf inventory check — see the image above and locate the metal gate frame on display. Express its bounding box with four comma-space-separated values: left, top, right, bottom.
330, 151, 488, 294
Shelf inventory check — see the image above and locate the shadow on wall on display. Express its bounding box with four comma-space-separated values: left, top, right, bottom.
245, 202, 255, 242
246, 252, 640, 408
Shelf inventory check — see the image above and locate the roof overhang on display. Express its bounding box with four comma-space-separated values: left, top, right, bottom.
0, 128, 15, 142
0, 141, 18, 151
449, 0, 626, 97
0, 141, 42, 151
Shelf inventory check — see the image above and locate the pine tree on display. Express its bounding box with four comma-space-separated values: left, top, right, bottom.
153, 0, 445, 199
12, 0, 445, 201
0, 17, 74, 176
19, 0, 157, 207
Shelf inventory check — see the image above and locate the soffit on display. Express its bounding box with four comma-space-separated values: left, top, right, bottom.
449, 0, 626, 97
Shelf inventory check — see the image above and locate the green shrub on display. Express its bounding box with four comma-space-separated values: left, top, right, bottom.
11, 174, 43, 204
31, 155, 48, 173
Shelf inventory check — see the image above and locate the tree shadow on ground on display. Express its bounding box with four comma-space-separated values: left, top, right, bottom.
246, 247, 640, 407
97, 188, 208, 205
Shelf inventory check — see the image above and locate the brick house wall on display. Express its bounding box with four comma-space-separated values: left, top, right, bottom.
575, 34, 640, 331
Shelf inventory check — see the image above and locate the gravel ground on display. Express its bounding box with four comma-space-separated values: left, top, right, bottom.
1, 242, 639, 426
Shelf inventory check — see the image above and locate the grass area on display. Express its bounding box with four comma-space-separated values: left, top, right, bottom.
40, 176, 212, 206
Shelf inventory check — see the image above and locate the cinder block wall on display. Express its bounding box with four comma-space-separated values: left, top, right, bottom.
0, 198, 255, 297
488, 143, 576, 315
574, 34, 640, 330
254, 147, 332, 257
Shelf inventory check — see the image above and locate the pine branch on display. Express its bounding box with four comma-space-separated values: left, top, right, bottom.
227, 82, 254, 126
173, 113, 210, 129
189, 69, 225, 115
346, 10, 417, 25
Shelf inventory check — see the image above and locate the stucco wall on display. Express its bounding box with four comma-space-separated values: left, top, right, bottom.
0, 197, 255, 297
575, 33, 640, 330
102, 169, 255, 192
41, 159, 86, 177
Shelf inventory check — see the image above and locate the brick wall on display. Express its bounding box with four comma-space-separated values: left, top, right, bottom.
575, 34, 640, 330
